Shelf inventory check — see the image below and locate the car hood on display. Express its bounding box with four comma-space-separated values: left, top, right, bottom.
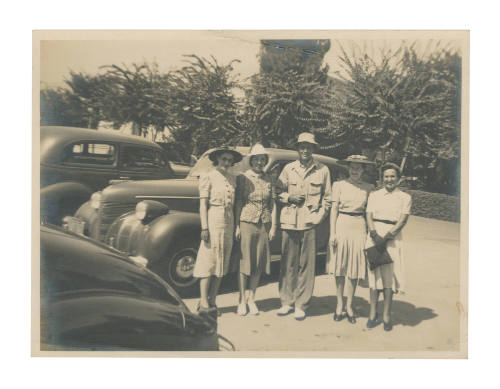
101, 178, 199, 203
40, 224, 188, 311
41, 290, 218, 351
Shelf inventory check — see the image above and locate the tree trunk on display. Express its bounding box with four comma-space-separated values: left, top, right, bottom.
399, 130, 412, 175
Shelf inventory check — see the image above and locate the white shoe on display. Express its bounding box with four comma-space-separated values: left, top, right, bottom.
294, 307, 306, 320
237, 303, 248, 316
277, 305, 293, 316
248, 301, 259, 315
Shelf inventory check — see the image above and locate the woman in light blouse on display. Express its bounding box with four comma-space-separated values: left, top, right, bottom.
193, 146, 243, 313
235, 144, 278, 315
327, 155, 375, 323
365, 162, 412, 331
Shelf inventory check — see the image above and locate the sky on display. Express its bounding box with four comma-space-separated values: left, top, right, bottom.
39, 31, 464, 89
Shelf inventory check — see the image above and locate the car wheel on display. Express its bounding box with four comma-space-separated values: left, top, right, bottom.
153, 241, 200, 297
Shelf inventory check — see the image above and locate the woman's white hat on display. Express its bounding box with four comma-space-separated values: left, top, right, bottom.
248, 143, 268, 157
338, 155, 375, 165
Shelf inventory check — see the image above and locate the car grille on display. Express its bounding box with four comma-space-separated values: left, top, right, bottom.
110, 217, 145, 256
95, 201, 137, 242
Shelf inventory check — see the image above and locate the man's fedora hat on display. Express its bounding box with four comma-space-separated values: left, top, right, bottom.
296, 132, 318, 146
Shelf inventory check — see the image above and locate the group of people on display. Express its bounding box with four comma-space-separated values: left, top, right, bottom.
192, 132, 412, 331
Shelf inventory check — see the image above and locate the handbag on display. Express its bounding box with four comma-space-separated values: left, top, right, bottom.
364, 244, 393, 271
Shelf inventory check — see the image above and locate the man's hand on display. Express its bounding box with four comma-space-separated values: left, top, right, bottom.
288, 194, 305, 205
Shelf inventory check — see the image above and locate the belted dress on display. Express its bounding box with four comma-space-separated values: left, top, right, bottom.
193, 168, 237, 278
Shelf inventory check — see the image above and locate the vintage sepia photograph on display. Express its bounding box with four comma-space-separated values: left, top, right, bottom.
32, 30, 468, 357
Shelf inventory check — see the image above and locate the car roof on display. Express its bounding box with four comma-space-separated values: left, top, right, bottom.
202, 146, 342, 166
40, 126, 163, 163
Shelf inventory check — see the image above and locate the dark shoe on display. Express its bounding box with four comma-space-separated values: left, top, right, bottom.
383, 321, 393, 331
366, 314, 379, 328
333, 312, 344, 321
210, 303, 221, 317
346, 313, 357, 324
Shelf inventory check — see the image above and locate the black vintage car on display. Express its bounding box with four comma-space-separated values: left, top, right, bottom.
40, 126, 175, 225
40, 224, 232, 351
66, 147, 347, 295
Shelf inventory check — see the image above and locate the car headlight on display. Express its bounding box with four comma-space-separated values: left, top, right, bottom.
135, 200, 169, 223
90, 191, 102, 210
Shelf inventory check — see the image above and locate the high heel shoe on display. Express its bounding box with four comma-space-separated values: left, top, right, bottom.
366, 314, 379, 328
383, 321, 393, 331
345, 311, 356, 324
333, 312, 344, 321
237, 303, 248, 316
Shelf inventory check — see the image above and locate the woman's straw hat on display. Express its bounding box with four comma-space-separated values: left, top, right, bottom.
338, 155, 375, 165
208, 146, 243, 164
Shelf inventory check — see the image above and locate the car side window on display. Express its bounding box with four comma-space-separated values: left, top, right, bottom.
120, 146, 167, 170
62, 142, 116, 166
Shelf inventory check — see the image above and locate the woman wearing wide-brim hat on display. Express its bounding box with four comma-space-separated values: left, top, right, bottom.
234, 143, 278, 316
326, 155, 375, 324
193, 145, 243, 313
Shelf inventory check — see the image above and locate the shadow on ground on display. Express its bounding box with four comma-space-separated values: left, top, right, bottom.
309, 295, 437, 327
216, 255, 437, 328
219, 294, 437, 328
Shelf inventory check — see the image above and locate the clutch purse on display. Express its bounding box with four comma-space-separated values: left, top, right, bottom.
364, 245, 393, 271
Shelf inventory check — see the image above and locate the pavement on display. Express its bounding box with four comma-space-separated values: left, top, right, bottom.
184, 216, 465, 356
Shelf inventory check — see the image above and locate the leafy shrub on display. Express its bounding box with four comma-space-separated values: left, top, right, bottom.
404, 189, 460, 223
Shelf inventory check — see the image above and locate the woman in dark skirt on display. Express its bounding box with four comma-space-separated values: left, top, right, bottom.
234, 144, 278, 315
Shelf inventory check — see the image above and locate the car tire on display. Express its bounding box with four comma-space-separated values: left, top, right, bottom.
152, 240, 200, 297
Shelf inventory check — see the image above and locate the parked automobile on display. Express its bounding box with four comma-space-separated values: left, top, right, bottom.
65, 147, 347, 295
40, 126, 175, 225
40, 223, 233, 351
170, 162, 192, 178
156, 141, 195, 178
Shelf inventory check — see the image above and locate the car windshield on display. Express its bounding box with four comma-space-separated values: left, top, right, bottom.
188, 153, 251, 178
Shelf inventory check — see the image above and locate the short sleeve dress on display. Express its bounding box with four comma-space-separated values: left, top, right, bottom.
365, 187, 412, 293
326, 179, 374, 280
193, 168, 237, 278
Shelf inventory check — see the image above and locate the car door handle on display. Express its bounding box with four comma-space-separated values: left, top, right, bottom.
119, 176, 131, 180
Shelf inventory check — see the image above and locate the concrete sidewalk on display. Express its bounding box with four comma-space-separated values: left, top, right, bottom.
185, 216, 465, 356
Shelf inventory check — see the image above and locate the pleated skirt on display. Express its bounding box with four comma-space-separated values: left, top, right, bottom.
327, 213, 367, 280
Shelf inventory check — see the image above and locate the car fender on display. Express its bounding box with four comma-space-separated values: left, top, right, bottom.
142, 211, 201, 265
41, 181, 93, 202
41, 181, 93, 224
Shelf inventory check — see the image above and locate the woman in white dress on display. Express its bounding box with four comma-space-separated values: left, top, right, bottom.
365, 162, 412, 331
327, 155, 375, 324
193, 146, 243, 313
